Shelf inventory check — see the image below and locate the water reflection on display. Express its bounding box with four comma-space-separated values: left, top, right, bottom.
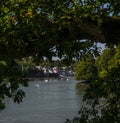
0, 79, 84, 123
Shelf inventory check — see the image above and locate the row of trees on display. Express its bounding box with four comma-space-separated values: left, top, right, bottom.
66, 45, 120, 122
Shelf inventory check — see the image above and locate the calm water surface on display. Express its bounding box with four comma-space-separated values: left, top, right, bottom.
0, 78, 84, 123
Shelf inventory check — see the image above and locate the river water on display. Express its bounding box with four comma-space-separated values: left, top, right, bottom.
0, 78, 84, 123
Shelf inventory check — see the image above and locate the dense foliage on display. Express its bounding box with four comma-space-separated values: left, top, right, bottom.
66, 44, 120, 123
75, 54, 97, 82
1, 0, 120, 60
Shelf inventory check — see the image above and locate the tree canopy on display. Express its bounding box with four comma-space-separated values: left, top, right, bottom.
67, 44, 120, 123
75, 54, 97, 82
1, 0, 120, 60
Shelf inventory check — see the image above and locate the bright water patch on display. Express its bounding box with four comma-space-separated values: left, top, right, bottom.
0, 79, 83, 123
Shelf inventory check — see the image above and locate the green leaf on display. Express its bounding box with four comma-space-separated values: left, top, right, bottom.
0, 61, 7, 66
